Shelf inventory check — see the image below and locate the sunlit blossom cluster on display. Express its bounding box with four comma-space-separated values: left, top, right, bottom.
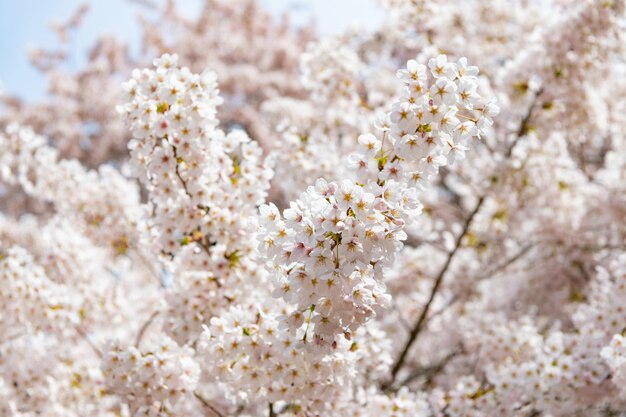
2, 0, 626, 416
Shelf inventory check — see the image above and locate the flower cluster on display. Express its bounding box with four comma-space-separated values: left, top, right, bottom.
0, 124, 142, 258
337, 387, 430, 417
259, 55, 497, 342
119, 54, 272, 259
0, 0, 313, 179
119, 54, 275, 351
390, 55, 498, 174
602, 334, 626, 391
197, 304, 357, 412
3, 0, 626, 416
163, 256, 268, 345
0, 246, 79, 338
431, 255, 626, 417
263, 40, 369, 201
0, 333, 100, 417
259, 181, 396, 341
300, 39, 362, 106
102, 337, 200, 417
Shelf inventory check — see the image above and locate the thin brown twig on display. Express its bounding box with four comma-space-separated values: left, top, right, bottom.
505, 88, 544, 158
194, 391, 226, 417
423, 294, 459, 324
76, 326, 102, 358
135, 310, 160, 347
390, 347, 462, 391
415, 244, 534, 335
135, 247, 165, 286
172, 145, 191, 196
479, 243, 534, 281
198, 239, 213, 257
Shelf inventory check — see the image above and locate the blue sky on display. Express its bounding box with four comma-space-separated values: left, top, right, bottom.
0, 0, 383, 100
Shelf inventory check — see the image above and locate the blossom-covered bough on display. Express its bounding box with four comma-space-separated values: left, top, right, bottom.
2, 0, 626, 416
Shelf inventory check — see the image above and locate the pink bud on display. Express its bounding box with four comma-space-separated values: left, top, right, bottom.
392, 218, 405, 227
373, 199, 387, 210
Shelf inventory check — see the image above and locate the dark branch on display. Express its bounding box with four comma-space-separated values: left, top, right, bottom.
479, 243, 534, 281
384, 196, 484, 388
135, 310, 160, 347
76, 326, 103, 358
392, 347, 463, 390
194, 392, 226, 417
505, 87, 544, 158
171, 145, 191, 196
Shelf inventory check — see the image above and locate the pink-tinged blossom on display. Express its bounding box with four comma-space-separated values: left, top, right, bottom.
1, 0, 626, 416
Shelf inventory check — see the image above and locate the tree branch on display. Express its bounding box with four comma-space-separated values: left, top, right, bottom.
479, 243, 534, 281
75, 326, 102, 358
505, 88, 544, 158
135, 310, 160, 347
384, 196, 484, 388
194, 392, 226, 417
392, 346, 463, 390
172, 145, 191, 196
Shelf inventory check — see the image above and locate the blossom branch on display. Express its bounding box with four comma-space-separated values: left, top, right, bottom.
505, 87, 544, 158
194, 391, 227, 417
75, 326, 103, 358
385, 196, 485, 387
392, 346, 463, 390
134, 310, 160, 348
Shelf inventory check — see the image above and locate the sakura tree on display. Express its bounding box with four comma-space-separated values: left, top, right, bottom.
1, 0, 625, 416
